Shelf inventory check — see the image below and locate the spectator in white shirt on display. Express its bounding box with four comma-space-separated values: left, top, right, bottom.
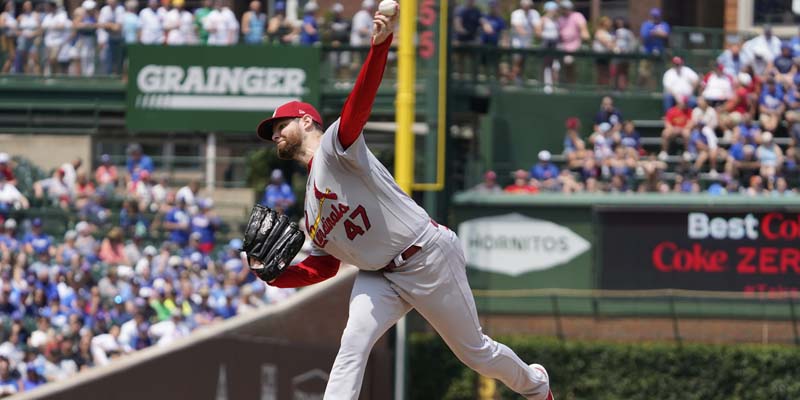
222, 0, 238, 44
509, 0, 540, 83
138, 0, 164, 44
165, 0, 196, 45
90, 325, 125, 366
0, 175, 28, 214
175, 179, 200, 211
204, 0, 227, 45
662, 56, 699, 112
701, 64, 734, 108
742, 25, 781, 64
40, 1, 71, 76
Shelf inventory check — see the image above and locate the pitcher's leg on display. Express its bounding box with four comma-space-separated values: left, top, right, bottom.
409, 236, 550, 400
324, 271, 412, 400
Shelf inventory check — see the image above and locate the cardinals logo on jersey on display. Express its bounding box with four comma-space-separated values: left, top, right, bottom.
306, 181, 371, 248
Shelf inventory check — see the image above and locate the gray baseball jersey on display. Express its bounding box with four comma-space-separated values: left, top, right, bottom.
303, 118, 430, 270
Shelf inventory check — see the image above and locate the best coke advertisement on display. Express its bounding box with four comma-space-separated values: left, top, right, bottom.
598, 209, 800, 293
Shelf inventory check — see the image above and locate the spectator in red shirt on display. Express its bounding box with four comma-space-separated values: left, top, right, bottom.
74, 172, 96, 209
503, 169, 539, 194
99, 227, 131, 266
659, 96, 693, 160
0, 153, 15, 187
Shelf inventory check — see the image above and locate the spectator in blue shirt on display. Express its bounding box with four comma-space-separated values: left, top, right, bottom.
261, 169, 295, 215
480, 1, 505, 46
126, 143, 154, 183
163, 198, 191, 248
191, 199, 220, 255
640, 8, 670, 55
530, 150, 560, 191
758, 76, 786, 132
299, 1, 319, 45
620, 120, 642, 154
23, 218, 53, 257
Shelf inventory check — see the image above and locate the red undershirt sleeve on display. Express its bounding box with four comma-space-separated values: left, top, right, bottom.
268, 254, 341, 288
338, 34, 394, 150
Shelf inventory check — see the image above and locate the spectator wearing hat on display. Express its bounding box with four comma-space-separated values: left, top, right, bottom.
659, 96, 693, 161
590, 121, 616, 162
34, 167, 71, 209
23, 218, 54, 258
701, 63, 734, 107
640, 8, 669, 56
126, 143, 154, 183
241, 0, 265, 44
0, 153, 15, 186
266, 1, 297, 45
164, 0, 196, 45
95, 154, 119, 193
662, 56, 698, 112
537, 2, 560, 91
470, 170, 501, 193
557, 0, 589, 84
299, 1, 319, 46
190, 199, 219, 255
261, 169, 295, 215
72, 0, 99, 76
504, 169, 538, 194
530, 150, 560, 191
768, 43, 796, 87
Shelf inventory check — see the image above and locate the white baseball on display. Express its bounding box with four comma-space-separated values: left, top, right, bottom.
378, 0, 397, 16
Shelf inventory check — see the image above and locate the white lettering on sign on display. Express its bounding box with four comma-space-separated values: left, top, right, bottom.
458, 213, 590, 276
687, 212, 759, 240
137, 65, 307, 96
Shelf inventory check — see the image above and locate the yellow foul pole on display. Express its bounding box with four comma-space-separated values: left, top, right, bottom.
394, 0, 417, 194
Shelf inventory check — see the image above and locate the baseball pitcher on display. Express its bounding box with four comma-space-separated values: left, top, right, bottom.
241, 6, 553, 400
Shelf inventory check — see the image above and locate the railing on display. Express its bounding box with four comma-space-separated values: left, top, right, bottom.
473, 288, 800, 344
450, 45, 667, 93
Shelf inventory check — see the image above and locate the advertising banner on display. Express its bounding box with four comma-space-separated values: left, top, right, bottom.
459, 213, 591, 276
126, 45, 320, 132
599, 209, 800, 293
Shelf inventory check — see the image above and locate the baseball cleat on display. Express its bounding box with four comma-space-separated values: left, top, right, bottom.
529, 364, 554, 400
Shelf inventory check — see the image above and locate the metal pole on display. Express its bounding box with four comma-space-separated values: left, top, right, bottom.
206, 132, 216, 192
394, 2, 418, 399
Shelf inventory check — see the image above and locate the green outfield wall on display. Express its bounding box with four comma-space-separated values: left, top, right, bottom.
452, 193, 800, 317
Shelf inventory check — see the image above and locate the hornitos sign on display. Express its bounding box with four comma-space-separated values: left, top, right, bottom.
126, 45, 320, 132
458, 213, 590, 276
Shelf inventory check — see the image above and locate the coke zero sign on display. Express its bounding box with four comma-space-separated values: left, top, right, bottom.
599, 209, 800, 293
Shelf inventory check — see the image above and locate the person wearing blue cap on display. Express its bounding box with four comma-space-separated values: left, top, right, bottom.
640, 8, 669, 55
261, 168, 296, 216
266, 1, 296, 45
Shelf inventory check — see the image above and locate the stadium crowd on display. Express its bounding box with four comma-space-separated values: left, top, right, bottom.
473, 23, 800, 196
0, 145, 296, 395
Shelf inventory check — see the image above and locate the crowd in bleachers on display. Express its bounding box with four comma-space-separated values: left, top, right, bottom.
0, 144, 296, 394
0, 0, 378, 77
473, 24, 800, 196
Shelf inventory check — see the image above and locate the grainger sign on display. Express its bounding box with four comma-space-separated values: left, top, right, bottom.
126, 45, 320, 132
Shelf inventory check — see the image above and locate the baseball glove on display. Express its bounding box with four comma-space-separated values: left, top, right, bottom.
241, 204, 306, 282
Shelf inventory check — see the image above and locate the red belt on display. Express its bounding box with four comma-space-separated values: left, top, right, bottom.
383, 219, 445, 271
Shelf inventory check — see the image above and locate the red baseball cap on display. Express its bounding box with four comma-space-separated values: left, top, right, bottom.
256, 101, 323, 141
